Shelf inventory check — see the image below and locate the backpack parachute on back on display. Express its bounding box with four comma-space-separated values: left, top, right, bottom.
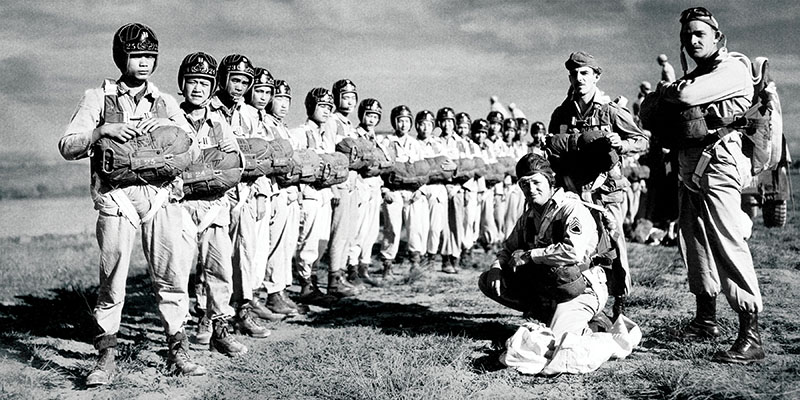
729, 53, 785, 175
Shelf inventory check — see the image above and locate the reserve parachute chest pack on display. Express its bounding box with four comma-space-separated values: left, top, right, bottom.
315, 152, 350, 188
92, 79, 193, 187
425, 156, 457, 184
383, 159, 430, 191
275, 148, 322, 187
236, 137, 294, 181
181, 120, 243, 200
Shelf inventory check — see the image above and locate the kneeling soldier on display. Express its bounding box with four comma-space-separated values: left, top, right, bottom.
479, 154, 609, 338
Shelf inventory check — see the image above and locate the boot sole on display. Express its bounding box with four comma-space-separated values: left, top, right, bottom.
209, 344, 248, 357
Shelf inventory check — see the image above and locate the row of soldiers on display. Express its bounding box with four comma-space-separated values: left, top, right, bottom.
59, 22, 564, 385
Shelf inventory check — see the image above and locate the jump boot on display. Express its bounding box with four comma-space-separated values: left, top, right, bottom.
297, 275, 338, 307
346, 264, 364, 287
233, 304, 271, 338
328, 270, 358, 298
250, 297, 287, 322
209, 318, 248, 356
86, 334, 117, 387
358, 263, 379, 287
408, 252, 423, 275
683, 294, 721, 339
166, 331, 207, 376
442, 256, 457, 274
713, 311, 765, 364
266, 291, 300, 316
195, 315, 212, 345
612, 295, 627, 321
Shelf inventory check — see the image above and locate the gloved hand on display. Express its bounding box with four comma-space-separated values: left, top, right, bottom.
486, 267, 503, 297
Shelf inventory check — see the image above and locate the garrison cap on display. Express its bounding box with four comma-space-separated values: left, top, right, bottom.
565, 51, 602, 74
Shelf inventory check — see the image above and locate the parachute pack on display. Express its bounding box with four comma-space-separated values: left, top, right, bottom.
315, 152, 350, 189
93, 125, 194, 187
383, 159, 430, 191
182, 146, 243, 200
236, 137, 293, 181
275, 148, 322, 187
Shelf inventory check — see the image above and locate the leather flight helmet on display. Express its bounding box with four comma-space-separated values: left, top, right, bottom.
113, 23, 159, 73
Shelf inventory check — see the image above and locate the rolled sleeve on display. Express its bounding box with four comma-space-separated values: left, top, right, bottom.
59, 88, 104, 160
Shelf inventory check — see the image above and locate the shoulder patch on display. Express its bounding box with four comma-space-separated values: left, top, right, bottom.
567, 217, 582, 235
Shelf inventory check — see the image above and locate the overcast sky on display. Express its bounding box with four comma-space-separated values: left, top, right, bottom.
2, 0, 799, 161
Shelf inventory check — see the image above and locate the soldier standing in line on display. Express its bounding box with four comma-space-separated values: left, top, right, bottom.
415, 110, 448, 273
379, 105, 428, 279
349, 98, 386, 286
59, 23, 208, 386
455, 112, 482, 265
438, 107, 469, 273
651, 7, 764, 364
291, 88, 339, 305
260, 80, 303, 316
235, 67, 287, 322
548, 51, 648, 320
320, 79, 360, 297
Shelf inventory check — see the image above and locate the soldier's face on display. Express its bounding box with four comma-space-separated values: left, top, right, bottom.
225, 74, 252, 101
338, 93, 357, 114
183, 77, 213, 106
681, 21, 720, 61
126, 54, 155, 81
396, 117, 412, 135
473, 131, 486, 144
504, 128, 517, 142
269, 96, 291, 119
416, 120, 434, 138
362, 112, 380, 129
488, 122, 502, 136
249, 86, 273, 110
312, 103, 333, 124
519, 173, 553, 207
440, 119, 455, 135
569, 67, 599, 97
456, 122, 470, 137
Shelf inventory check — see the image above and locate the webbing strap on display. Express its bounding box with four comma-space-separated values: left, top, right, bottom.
690, 128, 728, 186
197, 203, 224, 235
109, 189, 141, 227
141, 188, 170, 224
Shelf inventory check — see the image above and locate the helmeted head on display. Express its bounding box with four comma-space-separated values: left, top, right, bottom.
415, 110, 435, 138
639, 81, 652, 93
436, 107, 456, 131
679, 7, 724, 69
268, 79, 291, 119
358, 98, 382, 128
456, 112, 471, 138
657, 54, 669, 65
178, 52, 217, 106
178, 52, 217, 92
516, 117, 529, 136
304, 87, 334, 122
471, 118, 489, 144
516, 153, 556, 207
216, 54, 255, 101
390, 105, 413, 134
332, 79, 357, 114
246, 67, 275, 110
113, 23, 159, 75
503, 118, 518, 142
531, 121, 547, 146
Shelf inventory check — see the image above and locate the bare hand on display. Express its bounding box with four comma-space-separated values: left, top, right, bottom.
99, 123, 140, 143
256, 195, 267, 221
487, 267, 502, 297
331, 196, 340, 207
441, 159, 457, 171
606, 132, 623, 149
510, 249, 531, 270
383, 192, 394, 204
136, 117, 171, 133
219, 138, 238, 153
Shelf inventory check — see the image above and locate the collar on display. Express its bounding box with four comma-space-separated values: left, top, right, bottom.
116, 79, 158, 99
208, 94, 243, 114
334, 112, 351, 126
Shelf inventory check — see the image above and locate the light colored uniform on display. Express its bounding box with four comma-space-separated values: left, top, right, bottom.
349, 126, 386, 265
503, 142, 528, 238
58, 79, 193, 337
439, 133, 469, 259
380, 133, 429, 260
186, 98, 243, 320
292, 120, 333, 280
548, 88, 648, 297
461, 139, 483, 252
660, 49, 762, 313
478, 141, 500, 246
479, 189, 608, 338
262, 113, 300, 294
418, 135, 449, 256
321, 112, 359, 274
228, 104, 272, 306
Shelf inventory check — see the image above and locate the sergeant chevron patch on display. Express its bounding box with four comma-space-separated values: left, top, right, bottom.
568, 217, 582, 235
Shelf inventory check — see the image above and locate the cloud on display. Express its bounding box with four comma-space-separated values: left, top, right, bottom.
0, 56, 50, 105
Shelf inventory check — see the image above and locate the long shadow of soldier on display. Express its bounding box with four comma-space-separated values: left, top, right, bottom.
0, 273, 166, 386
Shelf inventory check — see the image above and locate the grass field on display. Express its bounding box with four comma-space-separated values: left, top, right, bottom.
1, 179, 799, 399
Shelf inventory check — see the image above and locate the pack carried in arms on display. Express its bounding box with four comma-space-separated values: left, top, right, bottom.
182, 145, 243, 200
383, 159, 430, 191
336, 137, 377, 171
93, 125, 194, 187
275, 148, 322, 187
425, 155, 457, 184
360, 144, 395, 177
236, 137, 294, 181
452, 157, 477, 184
314, 152, 350, 189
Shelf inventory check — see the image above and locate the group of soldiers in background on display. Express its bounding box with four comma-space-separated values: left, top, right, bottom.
61, 5, 771, 385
